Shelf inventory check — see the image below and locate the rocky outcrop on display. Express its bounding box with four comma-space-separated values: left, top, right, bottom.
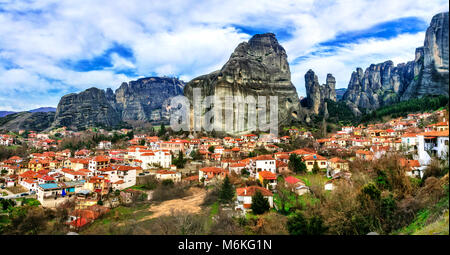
0, 112, 55, 132
401, 12, 449, 100
114, 77, 184, 122
183, 33, 301, 135
303, 70, 336, 115
52, 88, 122, 129
51, 77, 185, 130
342, 61, 414, 113
343, 12, 449, 114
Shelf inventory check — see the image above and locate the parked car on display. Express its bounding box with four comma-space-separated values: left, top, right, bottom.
20, 193, 29, 197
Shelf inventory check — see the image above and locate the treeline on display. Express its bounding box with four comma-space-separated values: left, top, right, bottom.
360, 95, 449, 123
0, 145, 29, 161
58, 131, 134, 152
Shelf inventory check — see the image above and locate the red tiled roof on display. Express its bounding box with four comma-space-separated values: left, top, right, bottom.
258, 171, 276, 180
236, 186, 273, 197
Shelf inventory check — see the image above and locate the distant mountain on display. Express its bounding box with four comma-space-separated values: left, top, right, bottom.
0, 111, 16, 118
29, 107, 56, 113
0, 107, 56, 118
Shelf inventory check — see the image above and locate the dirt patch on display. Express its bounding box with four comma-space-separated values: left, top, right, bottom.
138, 187, 207, 222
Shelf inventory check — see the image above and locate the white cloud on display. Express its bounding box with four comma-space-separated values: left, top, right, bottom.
0, 0, 448, 110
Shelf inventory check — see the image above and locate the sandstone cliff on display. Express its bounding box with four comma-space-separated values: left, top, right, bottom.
183, 33, 301, 135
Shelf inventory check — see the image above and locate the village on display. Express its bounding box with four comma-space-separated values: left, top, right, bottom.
0, 108, 448, 233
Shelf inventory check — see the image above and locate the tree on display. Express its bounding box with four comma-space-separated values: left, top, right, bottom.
190, 150, 202, 160
287, 211, 327, 235
158, 123, 166, 137
139, 139, 146, 146
312, 161, 320, 174
288, 154, 307, 173
218, 176, 234, 204
173, 150, 187, 168
208, 146, 215, 153
251, 190, 270, 215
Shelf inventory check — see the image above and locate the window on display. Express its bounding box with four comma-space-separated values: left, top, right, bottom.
445, 140, 449, 146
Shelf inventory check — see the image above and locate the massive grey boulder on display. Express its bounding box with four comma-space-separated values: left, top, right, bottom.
183, 33, 302, 135
303, 70, 336, 115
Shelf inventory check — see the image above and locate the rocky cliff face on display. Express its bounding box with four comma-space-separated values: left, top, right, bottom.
52, 88, 122, 129
51, 77, 184, 130
342, 60, 415, 114
303, 70, 336, 115
343, 12, 449, 114
401, 12, 449, 100
183, 33, 301, 135
114, 77, 184, 122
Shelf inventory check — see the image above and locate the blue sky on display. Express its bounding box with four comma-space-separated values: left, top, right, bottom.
0, 0, 448, 111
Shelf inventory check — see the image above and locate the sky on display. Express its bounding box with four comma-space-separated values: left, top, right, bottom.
0, 0, 448, 111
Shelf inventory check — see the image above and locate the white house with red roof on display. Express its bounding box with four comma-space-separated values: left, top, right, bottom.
235, 186, 273, 213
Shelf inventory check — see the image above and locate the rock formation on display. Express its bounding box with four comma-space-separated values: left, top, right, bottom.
303, 70, 336, 115
343, 12, 449, 114
52, 88, 122, 129
183, 33, 301, 135
51, 77, 185, 130
342, 61, 414, 114
401, 12, 449, 100
114, 77, 184, 122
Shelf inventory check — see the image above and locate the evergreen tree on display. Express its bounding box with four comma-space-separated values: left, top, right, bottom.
251, 190, 270, 214
288, 154, 307, 173
158, 123, 166, 137
219, 175, 234, 204
208, 146, 215, 153
312, 161, 320, 174
287, 211, 327, 235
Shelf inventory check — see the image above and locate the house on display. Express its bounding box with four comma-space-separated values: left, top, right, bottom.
257, 171, 277, 190
401, 133, 418, 151
95, 165, 138, 190
64, 158, 89, 170
417, 130, 449, 166
28, 159, 50, 172
235, 186, 273, 213
229, 162, 247, 175
284, 176, 309, 196
303, 154, 327, 172
247, 155, 276, 174
328, 157, 349, 173
88, 156, 110, 171
155, 170, 182, 183
137, 150, 172, 169
98, 141, 112, 150
356, 150, 374, 161
199, 167, 228, 185
36, 180, 85, 205
399, 158, 422, 178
